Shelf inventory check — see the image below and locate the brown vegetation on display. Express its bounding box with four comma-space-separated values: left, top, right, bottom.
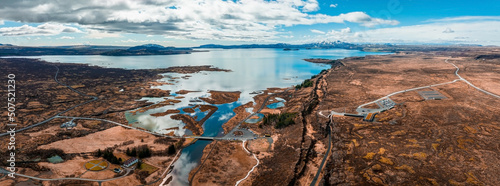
175, 90, 200, 94
150, 109, 180, 117
200, 91, 241, 104
321, 49, 500, 185
189, 141, 256, 186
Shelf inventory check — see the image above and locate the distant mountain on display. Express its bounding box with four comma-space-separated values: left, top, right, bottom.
301, 41, 360, 49
100, 49, 192, 56
100, 44, 196, 56
0, 43, 13, 46
127, 44, 193, 51
128, 44, 170, 50
0, 44, 199, 56
198, 43, 292, 49
197, 41, 361, 50
0, 46, 104, 56
55, 45, 129, 50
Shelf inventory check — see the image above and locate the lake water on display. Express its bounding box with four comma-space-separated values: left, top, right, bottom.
17, 48, 390, 185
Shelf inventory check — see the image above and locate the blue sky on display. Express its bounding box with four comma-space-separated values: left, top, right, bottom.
0, 0, 499, 46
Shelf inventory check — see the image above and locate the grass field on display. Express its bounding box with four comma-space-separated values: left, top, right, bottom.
139, 162, 159, 174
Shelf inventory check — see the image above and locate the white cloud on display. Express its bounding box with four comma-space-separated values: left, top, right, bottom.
120, 39, 162, 43
297, 12, 399, 28
425, 16, 500, 23
330, 4, 338, 8
0, 23, 81, 36
310, 27, 350, 36
58, 36, 75, 39
351, 20, 500, 45
0, 20, 4, 25
302, 0, 320, 12
310, 29, 325, 34
84, 30, 121, 39
341, 27, 351, 33
326, 27, 351, 36
0, 1, 398, 41
294, 17, 500, 46
443, 27, 454, 33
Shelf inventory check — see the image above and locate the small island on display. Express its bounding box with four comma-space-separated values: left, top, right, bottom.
303, 58, 334, 63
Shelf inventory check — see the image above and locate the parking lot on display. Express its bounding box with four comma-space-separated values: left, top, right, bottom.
418, 90, 447, 100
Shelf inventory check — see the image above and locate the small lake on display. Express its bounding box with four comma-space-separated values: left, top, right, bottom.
47, 155, 64, 164
267, 102, 285, 109
14, 48, 390, 185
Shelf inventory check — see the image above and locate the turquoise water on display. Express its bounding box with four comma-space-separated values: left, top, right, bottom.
267, 102, 285, 109
20, 48, 391, 185
47, 155, 64, 164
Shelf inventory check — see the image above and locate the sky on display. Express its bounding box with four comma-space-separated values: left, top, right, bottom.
0, 0, 499, 47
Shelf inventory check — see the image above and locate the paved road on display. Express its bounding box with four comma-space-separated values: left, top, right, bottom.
357, 79, 459, 112
310, 111, 333, 186
356, 58, 500, 113
53, 65, 98, 100
444, 58, 500, 99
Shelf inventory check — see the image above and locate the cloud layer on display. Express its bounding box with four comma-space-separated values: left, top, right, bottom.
0, 0, 398, 40
0, 23, 80, 36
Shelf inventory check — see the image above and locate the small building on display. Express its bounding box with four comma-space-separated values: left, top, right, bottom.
344, 113, 364, 118
123, 157, 138, 168
363, 113, 377, 122
60, 119, 77, 129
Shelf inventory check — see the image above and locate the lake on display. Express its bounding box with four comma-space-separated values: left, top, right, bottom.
18, 48, 390, 185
